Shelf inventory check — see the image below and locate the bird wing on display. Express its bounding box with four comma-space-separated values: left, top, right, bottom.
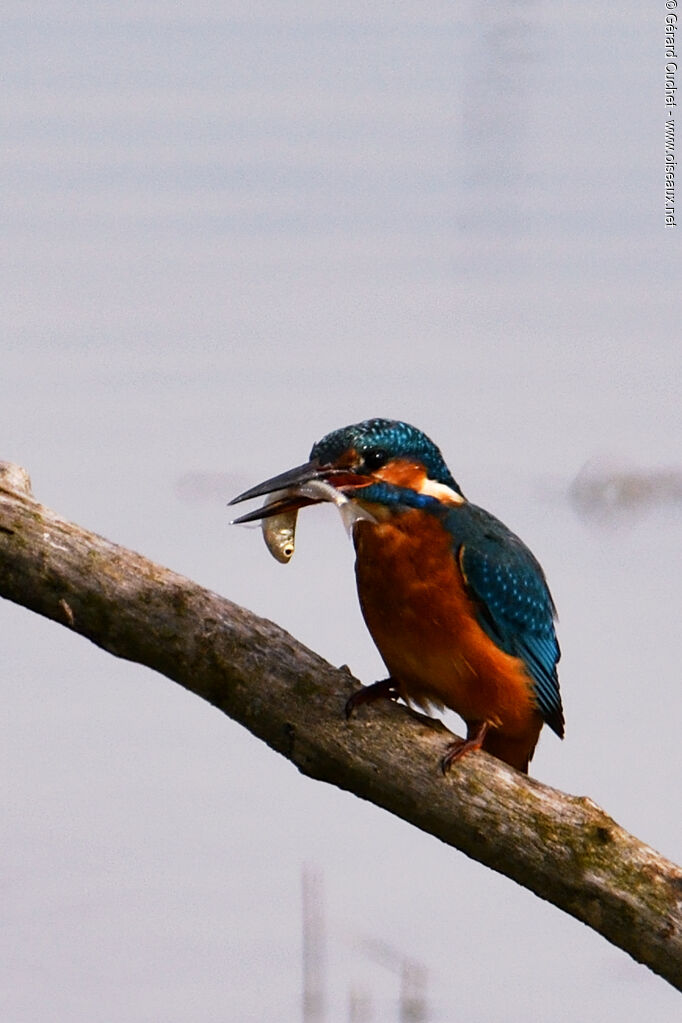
453, 504, 565, 738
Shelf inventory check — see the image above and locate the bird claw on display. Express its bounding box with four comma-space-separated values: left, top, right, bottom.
441, 721, 490, 774
344, 677, 400, 719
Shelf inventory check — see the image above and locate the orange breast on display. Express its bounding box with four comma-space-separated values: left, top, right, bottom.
353, 510, 540, 745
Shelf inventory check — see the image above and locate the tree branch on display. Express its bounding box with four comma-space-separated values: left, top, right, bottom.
1, 461, 681, 991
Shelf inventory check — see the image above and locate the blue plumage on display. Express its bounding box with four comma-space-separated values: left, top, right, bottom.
354, 481, 442, 512
451, 503, 564, 738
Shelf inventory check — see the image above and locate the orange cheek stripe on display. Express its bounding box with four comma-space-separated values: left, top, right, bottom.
373, 459, 462, 505
374, 458, 426, 490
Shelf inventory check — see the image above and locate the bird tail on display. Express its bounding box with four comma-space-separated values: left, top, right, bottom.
481, 726, 541, 774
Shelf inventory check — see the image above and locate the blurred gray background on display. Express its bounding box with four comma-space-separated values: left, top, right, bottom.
2, 2, 680, 1020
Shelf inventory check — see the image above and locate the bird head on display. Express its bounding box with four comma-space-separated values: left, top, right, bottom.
229, 418, 464, 524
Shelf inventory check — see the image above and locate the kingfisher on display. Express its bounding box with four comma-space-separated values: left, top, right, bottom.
230, 418, 564, 774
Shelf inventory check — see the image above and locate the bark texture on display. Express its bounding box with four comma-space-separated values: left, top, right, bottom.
1, 462, 681, 991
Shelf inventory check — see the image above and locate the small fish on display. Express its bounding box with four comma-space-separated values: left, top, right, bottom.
261, 492, 298, 563
259, 479, 377, 564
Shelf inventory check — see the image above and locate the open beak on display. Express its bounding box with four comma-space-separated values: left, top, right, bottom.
229, 460, 357, 524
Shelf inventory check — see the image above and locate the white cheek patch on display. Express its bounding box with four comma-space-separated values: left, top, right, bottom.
418, 478, 465, 505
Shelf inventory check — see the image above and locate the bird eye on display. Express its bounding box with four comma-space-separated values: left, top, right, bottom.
363, 448, 389, 471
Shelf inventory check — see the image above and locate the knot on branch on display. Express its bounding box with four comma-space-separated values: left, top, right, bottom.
0, 462, 33, 498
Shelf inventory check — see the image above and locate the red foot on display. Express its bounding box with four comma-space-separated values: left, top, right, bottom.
345, 677, 400, 719
441, 721, 490, 774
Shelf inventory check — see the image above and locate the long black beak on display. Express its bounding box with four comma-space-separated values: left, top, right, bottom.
229, 460, 351, 524
229, 460, 326, 506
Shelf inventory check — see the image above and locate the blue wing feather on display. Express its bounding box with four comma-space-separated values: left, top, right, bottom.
449, 503, 565, 738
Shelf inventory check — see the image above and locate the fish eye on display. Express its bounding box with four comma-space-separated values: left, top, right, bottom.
363, 448, 389, 471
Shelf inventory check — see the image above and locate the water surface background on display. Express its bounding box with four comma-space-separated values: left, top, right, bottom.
3, 2, 681, 1020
